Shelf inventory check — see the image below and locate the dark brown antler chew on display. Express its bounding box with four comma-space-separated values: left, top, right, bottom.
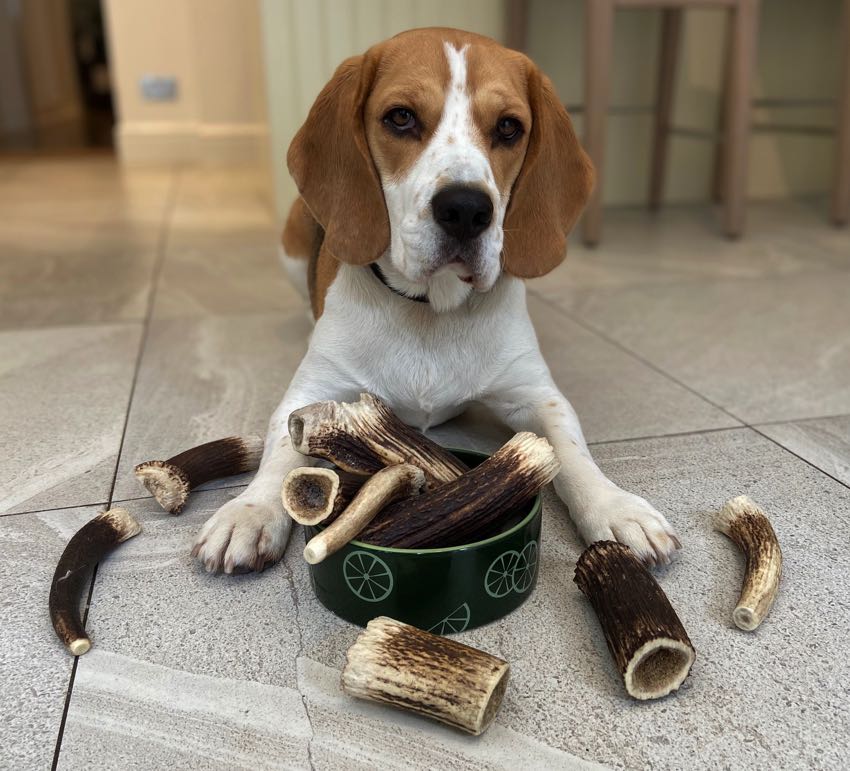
134, 435, 263, 514
281, 466, 365, 526
50, 508, 141, 656
358, 432, 559, 549
304, 464, 425, 564
342, 616, 509, 735
288, 393, 467, 489
574, 541, 695, 700
714, 495, 782, 631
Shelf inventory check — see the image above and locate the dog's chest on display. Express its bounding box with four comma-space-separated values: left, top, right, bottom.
318, 273, 533, 431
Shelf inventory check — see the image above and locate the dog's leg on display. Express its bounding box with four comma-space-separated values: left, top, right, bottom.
191, 360, 351, 574
484, 376, 680, 565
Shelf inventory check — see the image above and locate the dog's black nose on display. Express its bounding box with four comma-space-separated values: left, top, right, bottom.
431, 185, 493, 241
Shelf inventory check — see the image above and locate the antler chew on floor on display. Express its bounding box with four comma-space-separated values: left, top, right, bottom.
342, 616, 510, 735
714, 495, 783, 631
288, 393, 467, 489
134, 435, 263, 514
574, 541, 695, 700
358, 432, 559, 549
281, 467, 365, 526
49, 508, 141, 656
303, 464, 425, 564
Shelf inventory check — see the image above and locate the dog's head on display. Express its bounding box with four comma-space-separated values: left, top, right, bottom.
288, 28, 593, 311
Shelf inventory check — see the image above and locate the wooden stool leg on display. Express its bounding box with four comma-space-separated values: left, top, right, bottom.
832, 0, 850, 225
649, 9, 683, 211
712, 11, 734, 203
504, 0, 530, 52
722, 0, 759, 238
583, 0, 614, 246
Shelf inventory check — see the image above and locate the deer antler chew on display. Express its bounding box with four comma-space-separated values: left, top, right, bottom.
49, 508, 141, 656
714, 495, 783, 631
134, 435, 263, 514
342, 616, 510, 735
288, 393, 467, 489
281, 467, 365, 526
303, 464, 425, 564
358, 432, 559, 549
574, 541, 695, 700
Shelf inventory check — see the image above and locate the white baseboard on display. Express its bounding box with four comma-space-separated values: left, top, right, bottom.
116, 121, 269, 165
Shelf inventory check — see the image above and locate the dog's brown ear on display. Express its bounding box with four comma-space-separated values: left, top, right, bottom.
502, 62, 594, 278
287, 54, 389, 265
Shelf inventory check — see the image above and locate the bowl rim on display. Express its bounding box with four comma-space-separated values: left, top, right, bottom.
337, 446, 543, 557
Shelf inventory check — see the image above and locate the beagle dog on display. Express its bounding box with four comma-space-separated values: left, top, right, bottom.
191, 28, 680, 574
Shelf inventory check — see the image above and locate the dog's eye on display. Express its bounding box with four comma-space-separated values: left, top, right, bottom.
383, 108, 418, 135
495, 117, 522, 143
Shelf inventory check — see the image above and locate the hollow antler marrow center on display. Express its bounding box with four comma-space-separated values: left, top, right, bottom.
625, 639, 695, 700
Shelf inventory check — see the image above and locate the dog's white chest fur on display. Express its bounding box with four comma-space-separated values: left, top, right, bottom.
311, 266, 535, 430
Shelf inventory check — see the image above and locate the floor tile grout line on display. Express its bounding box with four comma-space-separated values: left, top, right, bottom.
531, 291, 850, 492
751, 411, 850, 428
747, 425, 850, 492
530, 290, 748, 423
103, 168, 182, 506
49, 168, 182, 771
536, 249, 850, 299
1, 482, 251, 520
0, 502, 110, 519
586, 424, 745, 448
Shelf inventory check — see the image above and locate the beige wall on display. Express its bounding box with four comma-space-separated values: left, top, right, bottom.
104, 0, 268, 164
262, 0, 845, 217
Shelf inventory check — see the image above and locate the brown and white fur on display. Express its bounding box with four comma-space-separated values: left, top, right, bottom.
192, 28, 680, 574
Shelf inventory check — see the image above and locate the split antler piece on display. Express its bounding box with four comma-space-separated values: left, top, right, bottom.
358, 432, 559, 549
574, 541, 695, 700
134, 435, 263, 514
281, 466, 365, 526
50, 508, 141, 656
288, 393, 467, 489
714, 495, 782, 631
342, 616, 509, 735
304, 464, 425, 564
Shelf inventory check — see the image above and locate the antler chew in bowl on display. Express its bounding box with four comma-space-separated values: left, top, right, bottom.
50, 508, 141, 656
342, 616, 510, 735
134, 435, 263, 514
714, 495, 782, 631
288, 393, 467, 489
281, 467, 365, 526
304, 464, 425, 564
358, 432, 559, 549
574, 541, 695, 700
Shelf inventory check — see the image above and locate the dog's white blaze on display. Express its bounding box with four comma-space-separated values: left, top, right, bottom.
379, 43, 503, 312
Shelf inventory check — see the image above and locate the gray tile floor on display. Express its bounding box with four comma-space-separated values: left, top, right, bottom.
1, 157, 849, 770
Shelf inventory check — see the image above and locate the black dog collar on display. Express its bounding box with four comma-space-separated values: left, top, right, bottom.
369, 263, 429, 304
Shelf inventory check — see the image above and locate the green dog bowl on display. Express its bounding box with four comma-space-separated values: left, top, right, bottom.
304, 449, 542, 634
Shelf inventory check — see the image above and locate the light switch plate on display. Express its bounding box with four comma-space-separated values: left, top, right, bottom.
140, 75, 177, 101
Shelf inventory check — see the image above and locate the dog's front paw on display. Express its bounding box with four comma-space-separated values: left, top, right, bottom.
576, 488, 681, 566
191, 495, 291, 574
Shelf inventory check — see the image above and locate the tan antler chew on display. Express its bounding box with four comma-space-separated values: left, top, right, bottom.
134, 435, 263, 514
49, 508, 141, 656
303, 464, 425, 564
358, 432, 559, 549
281, 467, 365, 526
714, 495, 782, 631
342, 616, 510, 735
574, 541, 695, 700
288, 393, 467, 489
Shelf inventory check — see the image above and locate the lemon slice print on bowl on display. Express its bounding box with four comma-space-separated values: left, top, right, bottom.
484, 550, 521, 598
428, 602, 471, 635
343, 551, 394, 602
512, 540, 538, 593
